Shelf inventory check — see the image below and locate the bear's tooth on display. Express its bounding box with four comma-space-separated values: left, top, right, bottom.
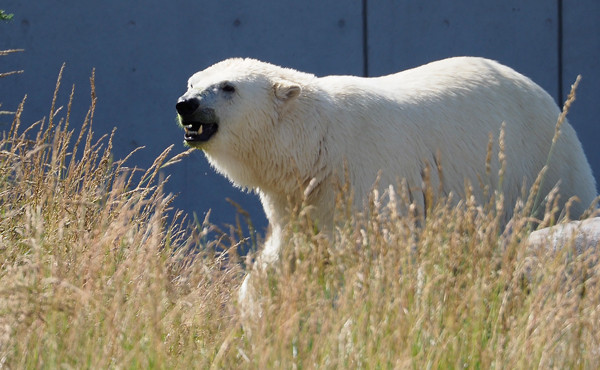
198, 125, 203, 134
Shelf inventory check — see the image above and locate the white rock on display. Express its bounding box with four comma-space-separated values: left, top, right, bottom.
528, 217, 600, 253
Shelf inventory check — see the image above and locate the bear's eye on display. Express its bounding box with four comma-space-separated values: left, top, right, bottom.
221, 83, 236, 93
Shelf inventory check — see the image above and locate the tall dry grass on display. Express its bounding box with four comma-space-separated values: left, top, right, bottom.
238, 184, 599, 368
0, 60, 243, 368
1, 55, 599, 368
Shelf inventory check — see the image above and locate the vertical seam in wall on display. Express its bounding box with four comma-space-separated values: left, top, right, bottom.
362, 0, 369, 77
557, 0, 564, 104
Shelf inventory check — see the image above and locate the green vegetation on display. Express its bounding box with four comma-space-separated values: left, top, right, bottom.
1, 55, 599, 368
0, 10, 13, 21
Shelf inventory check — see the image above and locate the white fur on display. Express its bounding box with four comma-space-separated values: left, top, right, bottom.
183, 57, 597, 302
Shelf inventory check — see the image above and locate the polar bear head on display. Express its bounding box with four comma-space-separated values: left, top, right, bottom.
176, 58, 319, 190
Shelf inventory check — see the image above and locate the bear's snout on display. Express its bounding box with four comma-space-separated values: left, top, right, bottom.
176, 96, 200, 117
176, 94, 219, 144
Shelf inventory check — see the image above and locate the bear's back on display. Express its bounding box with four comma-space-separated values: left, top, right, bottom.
311, 57, 596, 220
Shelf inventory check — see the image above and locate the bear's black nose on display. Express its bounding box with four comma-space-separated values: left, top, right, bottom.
176, 97, 200, 116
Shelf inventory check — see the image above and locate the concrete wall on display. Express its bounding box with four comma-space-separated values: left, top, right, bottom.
1, 1, 598, 233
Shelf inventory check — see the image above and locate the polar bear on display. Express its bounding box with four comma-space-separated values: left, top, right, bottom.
176, 56, 596, 277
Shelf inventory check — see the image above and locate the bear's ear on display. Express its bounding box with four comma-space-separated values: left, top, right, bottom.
274, 81, 301, 102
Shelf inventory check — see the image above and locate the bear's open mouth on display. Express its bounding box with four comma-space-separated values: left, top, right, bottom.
183, 121, 218, 143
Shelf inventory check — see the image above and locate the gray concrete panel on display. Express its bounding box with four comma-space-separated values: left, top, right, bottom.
562, 1, 600, 190
0, 1, 363, 232
367, 1, 559, 98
